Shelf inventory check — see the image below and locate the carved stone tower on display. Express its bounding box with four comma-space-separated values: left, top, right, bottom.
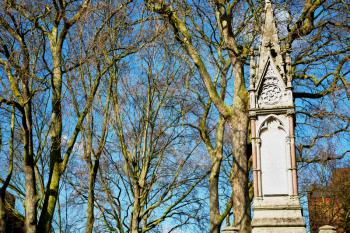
249, 1, 306, 232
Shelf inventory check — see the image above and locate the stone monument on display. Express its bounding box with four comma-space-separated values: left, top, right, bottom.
249, 1, 306, 232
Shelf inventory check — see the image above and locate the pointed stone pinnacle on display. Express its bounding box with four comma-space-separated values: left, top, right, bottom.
256, 0, 285, 82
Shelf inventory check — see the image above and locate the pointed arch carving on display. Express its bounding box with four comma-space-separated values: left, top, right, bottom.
255, 57, 292, 108
258, 114, 286, 136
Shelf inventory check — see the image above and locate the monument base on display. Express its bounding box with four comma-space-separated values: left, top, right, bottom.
252, 196, 306, 233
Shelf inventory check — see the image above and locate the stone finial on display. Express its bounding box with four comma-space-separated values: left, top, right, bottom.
285, 45, 293, 87
261, 0, 279, 54
319, 225, 336, 233
257, 1, 280, 69
254, 0, 287, 90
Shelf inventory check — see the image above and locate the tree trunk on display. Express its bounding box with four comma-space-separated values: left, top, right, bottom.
0, 195, 6, 233
230, 111, 251, 233
209, 156, 223, 233
24, 162, 37, 233
38, 45, 63, 233
86, 161, 99, 233
38, 164, 61, 233
130, 185, 141, 233
23, 94, 37, 233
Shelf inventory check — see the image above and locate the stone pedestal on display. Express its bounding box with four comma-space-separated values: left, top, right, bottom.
252, 196, 306, 233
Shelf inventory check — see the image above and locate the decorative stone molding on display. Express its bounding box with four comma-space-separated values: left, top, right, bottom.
249, 111, 257, 119
257, 114, 285, 136
286, 109, 295, 115
261, 117, 284, 131
255, 60, 293, 108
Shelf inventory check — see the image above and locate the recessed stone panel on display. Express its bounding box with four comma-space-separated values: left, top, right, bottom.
260, 118, 288, 195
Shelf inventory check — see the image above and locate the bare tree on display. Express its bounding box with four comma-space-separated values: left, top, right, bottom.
142, 0, 350, 231
0, 0, 348, 232
184, 52, 233, 232
93, 42, 208, 233
0, 3, 47, 229
0, 0, 141, 231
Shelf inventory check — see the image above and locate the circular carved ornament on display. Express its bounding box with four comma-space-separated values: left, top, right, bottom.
258, 82, 281, 105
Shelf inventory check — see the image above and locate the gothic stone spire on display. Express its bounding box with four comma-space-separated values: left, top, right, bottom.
256, 0, 285, 84
250, 0, 293, 109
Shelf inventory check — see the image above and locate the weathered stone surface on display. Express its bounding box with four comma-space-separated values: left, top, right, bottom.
252, 226, 306, 233
251, 196, 307, 232
318, 225, 336, 233
252, 196, 306, 233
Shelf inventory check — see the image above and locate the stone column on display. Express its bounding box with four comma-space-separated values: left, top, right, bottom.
286, 137, 293, 196
251, 114, 259, 198
256, 138, 262, 197
287, 109, 298, 196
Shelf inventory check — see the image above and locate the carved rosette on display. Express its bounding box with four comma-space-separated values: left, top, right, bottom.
258, 76, 282, 105
258, 75, 282, 106
256, 61, 292, 107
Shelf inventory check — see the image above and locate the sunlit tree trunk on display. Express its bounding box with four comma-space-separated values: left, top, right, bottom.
130, 185, 141, 233
230, 114, 250, 232
22, 75, 37, 233
209, 156, 223, 233
229, 62, 251, 232
86, 161, 99, 233
38, 44, 63, 233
